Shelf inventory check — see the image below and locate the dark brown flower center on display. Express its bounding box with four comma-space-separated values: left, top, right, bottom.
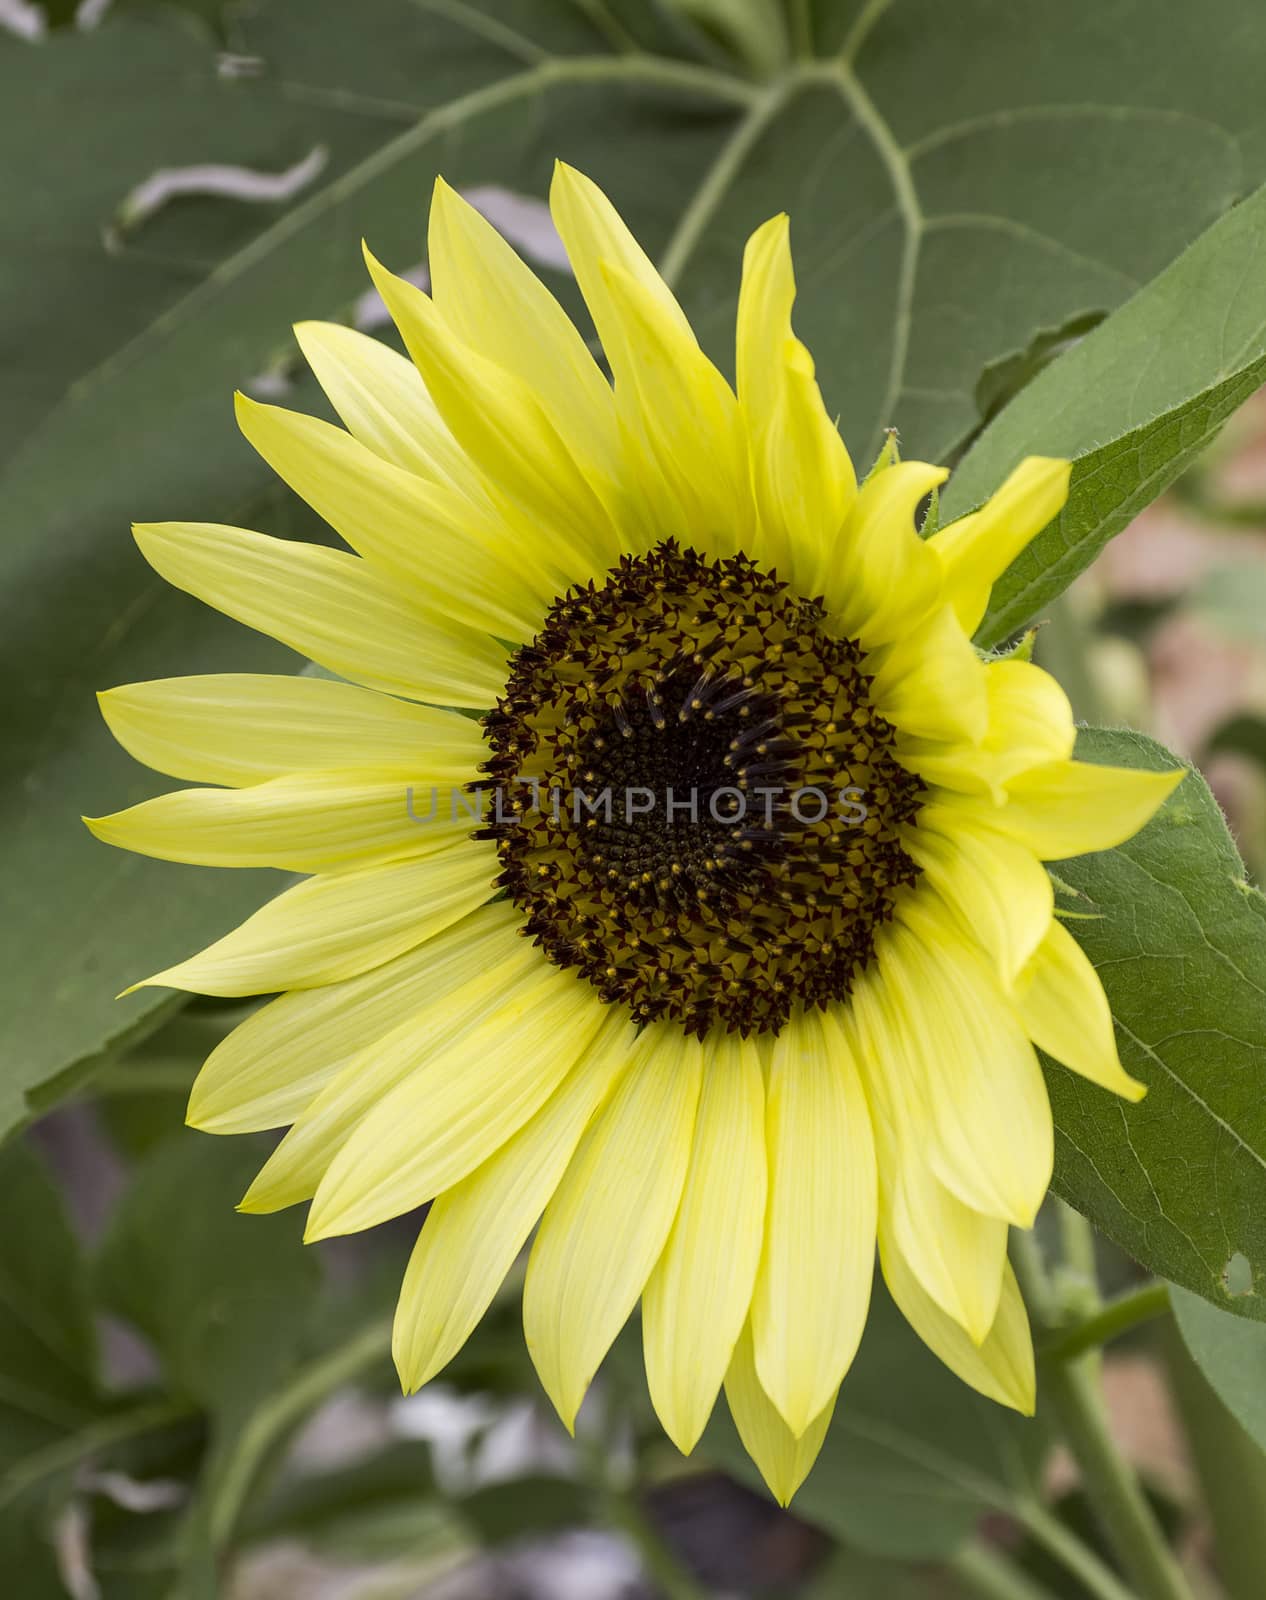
479, 542, 922, 1036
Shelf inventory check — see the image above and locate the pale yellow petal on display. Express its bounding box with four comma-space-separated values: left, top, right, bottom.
86, 773, 472, 872
848, 989, 1007, 1344
240, 932, 543, 1213
136, 842, 497, 997
549, 160, 693, 360
880, 1223, 1036, 1414
524, 1023, 703, 1432
188, 901, 523, 1134
363, 246, 620, 582
865, 604, 987, 746
751, 1007, 877, 1436
905, 805, 1054, 987
236, 394, 551, 639
1013, 918, 1146, 1101
599, 259, 753, 558
724, 1320, 837, 1507
880, 910, 1053, 1227
394, 1006, 638, 1391
427, 177, 620, 483
899, 658, 1077, 799
97, 674, 483, 788
642, 1032, 766, 1454
293, 319, 479, 493
822, 461, 947, 646
305, 967, 608, 1239
737, 213, 856, 590
935, 457, 1071, 634
133, 522, 507, 709
985, 759, 1186, 860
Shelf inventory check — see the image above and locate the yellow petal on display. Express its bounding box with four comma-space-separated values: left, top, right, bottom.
848, 990, 1007, 1344
304, 967, 608, 1239
393, 1006, 638, 1391
737, 213, 856, 590
363, 246, 620, 582
1013, 918, 1146, 1101
133, 522, 507, 709
880, 1222, 1036, 1414
881, 910, 1053, 1228
988, 759, 1186, 860
240, 932, 542, 1213
136, 842, 497, 997
97, 674, 483, 787
236, 394, 551, 640
188, 900, 523, 1134
751, 1007, 877, 1436
427, 177, 621, 485
905, 805, 1054, 987
900, 658, 1077, 799
524, 1023, 703, 1432
86, 773, 472, 872
823, 461, 947, 646
598, 259, 753, 558
866, 604, 987, 745
642, 1031, 766, 1454
724, 1320, 837, 1507
293, 319, 481, 494
935, 457, 1071, 635
549, 160, 693, 365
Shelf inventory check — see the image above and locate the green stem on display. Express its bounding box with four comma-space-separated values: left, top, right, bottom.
1057, 1199, 1099, 1286
786, 0, 814, 57
1013, 1231, 1193, 1600
1040, 1358, 1192, 1600
948, 1540, 1065, 1600
206, 1316, 392, 1551
1011, 1499, 1138, 1600
0, 1398, 195, 1511
1034, 591, 1106, 725
1043, 1283, 1172, 1363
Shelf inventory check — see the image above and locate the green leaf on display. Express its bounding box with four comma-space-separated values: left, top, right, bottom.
1044, 729, 1266, 1319
10, 0, 1266, 1130
96, 1133, 320, 1422
1171, 1286, 1266, 1456
0, 1140, 109, 1590
705, 1277, 1045, 1559
95, 1133, 331, 1593
0, 1141, 101, 1473
947, 180, 1266, 647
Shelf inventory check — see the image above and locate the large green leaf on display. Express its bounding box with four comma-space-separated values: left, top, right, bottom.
1171, 1286, 1266, 1455
1046, 730, 1266, 1318
95, 1134, 320, 1424
944, 180, 1266, 648
705, 1277, 1045, 1559
9, 0, 1266, 1129
0, 1140, 107, 1592
95, 1133, 327, 1594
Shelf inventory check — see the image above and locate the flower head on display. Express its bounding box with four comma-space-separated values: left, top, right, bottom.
88, 165, 1181, 1503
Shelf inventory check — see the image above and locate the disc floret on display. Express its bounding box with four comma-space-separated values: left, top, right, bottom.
481, 541, 922, 1035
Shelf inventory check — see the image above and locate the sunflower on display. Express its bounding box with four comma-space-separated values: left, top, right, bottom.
88, 165, 1181, 1503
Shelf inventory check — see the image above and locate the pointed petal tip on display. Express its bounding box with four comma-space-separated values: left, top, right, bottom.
431, 171, 458, 204
301, 1206, 335, 1243
116, 972, 162, 999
